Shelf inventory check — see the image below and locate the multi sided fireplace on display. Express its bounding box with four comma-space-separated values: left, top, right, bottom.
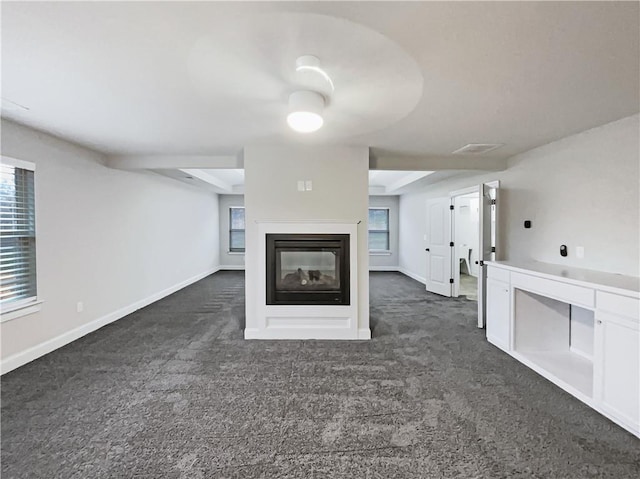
266, 234, 350, 305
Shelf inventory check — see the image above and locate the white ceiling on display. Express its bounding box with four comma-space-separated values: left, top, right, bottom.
2, 1, 639, 165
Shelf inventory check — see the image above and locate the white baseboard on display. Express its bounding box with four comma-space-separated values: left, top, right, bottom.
399, 268, 426, 285
219, 265, 245, 270
1, 267, 220, 375
244, 328, 356, 340
243, 328, 260, 339
358, 328, 372, 339
369, 266, 400, 272
244, 326, 371, 341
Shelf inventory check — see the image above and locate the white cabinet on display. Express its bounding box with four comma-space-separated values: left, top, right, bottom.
486, 278, 510, 351
485, 261, 640, 438
594, 308, 639, 433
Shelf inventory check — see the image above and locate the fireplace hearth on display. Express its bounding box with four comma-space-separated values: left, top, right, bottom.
266, 234, 350, 305
247, 220, 367, 340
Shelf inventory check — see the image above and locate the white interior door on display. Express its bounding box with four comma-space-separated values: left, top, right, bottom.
478, 182, 499, 327
425, 197, 452, 297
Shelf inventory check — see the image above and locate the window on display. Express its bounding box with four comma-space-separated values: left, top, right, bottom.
368, 208, 389, 251
1, 158, 37, 311
229, 207, 245, 252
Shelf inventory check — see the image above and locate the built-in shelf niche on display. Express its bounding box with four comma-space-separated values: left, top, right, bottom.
514, 289, 595, 397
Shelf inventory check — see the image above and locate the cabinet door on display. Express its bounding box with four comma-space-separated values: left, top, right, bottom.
486, 278, 510, 351
594, 311, 639, 432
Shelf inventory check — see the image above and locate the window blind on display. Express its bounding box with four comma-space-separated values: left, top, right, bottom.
368, 208, 390, 251
229, 207, 245, 252
0, 163, 37, 306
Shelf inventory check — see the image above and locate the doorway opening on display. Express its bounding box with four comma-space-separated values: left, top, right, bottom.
424, 181, 499, 328
452, 191, 480, 301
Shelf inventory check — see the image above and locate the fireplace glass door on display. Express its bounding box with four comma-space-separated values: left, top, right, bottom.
266, 234, 349, 305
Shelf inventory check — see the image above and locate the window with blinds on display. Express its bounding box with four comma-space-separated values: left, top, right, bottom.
229, 207, 245, 252
368, 208, 390, 251
1, 159, 37, 308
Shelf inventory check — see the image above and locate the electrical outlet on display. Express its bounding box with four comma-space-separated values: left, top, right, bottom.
576, 246, 584, 259
76, 302, 84, 313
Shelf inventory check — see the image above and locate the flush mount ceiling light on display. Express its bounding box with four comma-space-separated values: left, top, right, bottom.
287, 90, 325, 133
286, 55, 333, 134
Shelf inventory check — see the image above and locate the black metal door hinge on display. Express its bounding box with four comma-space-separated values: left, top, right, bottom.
449, 241, 454, 247
449, 278, 454, 284
490, 199, 496, 205
491, 247, 496, 253
449, 204, 454, 210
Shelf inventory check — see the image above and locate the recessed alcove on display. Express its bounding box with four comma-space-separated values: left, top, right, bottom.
514, 289, 595, 397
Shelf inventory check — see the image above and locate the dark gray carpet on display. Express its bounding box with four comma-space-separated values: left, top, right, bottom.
1, 271, 638, 478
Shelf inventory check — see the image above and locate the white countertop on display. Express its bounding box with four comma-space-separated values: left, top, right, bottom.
488, 260, 640, 296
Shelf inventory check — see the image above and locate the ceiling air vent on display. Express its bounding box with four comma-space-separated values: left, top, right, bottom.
452, 143, 504, 155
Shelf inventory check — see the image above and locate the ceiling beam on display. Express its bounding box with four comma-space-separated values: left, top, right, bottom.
368, 185, 386, 195
106, 154, 242, 170
386, 171, 433, 193
180, 169, 233, 193
369, 155, 507, 171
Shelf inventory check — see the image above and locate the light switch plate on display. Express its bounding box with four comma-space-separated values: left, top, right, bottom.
576, 246, 584, 259
305, 180, 313, 191
297, 180, 305, 192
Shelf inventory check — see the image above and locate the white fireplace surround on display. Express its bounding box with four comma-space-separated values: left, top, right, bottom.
245, 220, 369, 340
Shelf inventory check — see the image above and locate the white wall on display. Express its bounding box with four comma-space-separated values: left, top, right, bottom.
244, 145, 370, 335
368, 196, 400, 270
218, 194, 245, 269
400, 114, 640, 282
1, 120, 219, 368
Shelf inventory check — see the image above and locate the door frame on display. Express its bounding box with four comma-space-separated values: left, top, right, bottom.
478, 180, 500, 328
